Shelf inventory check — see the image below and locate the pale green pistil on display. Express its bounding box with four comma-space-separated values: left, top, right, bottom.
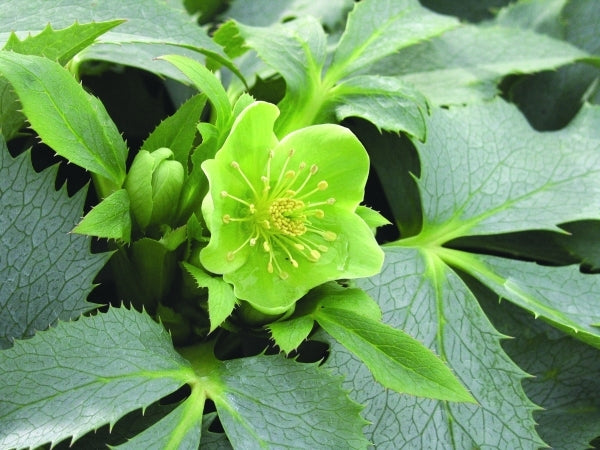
221, 149, 337, 279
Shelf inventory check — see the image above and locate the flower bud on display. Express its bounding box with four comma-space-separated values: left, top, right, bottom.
125, 147, 184, 232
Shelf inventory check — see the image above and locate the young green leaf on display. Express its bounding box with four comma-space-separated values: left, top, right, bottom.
0, 52, 128, 190
314, 306, 475, 402
182, 262, 237, 333
328, 0, 458, 81
2, 20, 124, 65
210, 354, 370, 449
267, 315, 314, 354
0, 306, 195, 449
319, 247, 544, 448
72, 188, 132, 243
0, 146, 108, 348
160, 54, 233, 142
141, 93, 207, 167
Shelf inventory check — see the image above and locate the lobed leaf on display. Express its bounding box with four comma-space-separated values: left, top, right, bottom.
211, 354, 370, 449
319, 247, 544, 448
408, 100, 600, 241
478, 285, 600, 450
331, 74, 428, 139
440, 248, 600, 348
0, 145, 108, 348
373, 24, 590, 106
0, 306, 194, 449
328, 0, 458, 81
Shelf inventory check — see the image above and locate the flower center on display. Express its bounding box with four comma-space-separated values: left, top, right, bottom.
220, 149, 337, 279
269, 198, 307, 236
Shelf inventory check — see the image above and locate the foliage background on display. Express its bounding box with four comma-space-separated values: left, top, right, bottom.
1, 0, 600, 448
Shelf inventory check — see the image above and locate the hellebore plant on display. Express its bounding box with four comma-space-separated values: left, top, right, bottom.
4, 0, 600, 448
198, 101, 384, 314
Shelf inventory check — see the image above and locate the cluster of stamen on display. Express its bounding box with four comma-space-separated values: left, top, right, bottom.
221, 149, 337, 279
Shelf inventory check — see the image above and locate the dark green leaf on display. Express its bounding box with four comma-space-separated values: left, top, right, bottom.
441, 249, 600, 347
477, 283, 600, 450
319, 247, 544, 448
0, 146, 108, 348
374, 25, 589, 106
331, 75, 428, 138
407, 100, 600, 240
213, 354, 369, 449
0, 0, 230, 81
329, 0, 458, 81
0, 306, 194, 449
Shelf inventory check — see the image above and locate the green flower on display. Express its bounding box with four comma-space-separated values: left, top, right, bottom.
199, 101, 384, 314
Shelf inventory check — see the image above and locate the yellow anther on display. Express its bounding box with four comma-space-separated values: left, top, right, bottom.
310, 164, 319, 174
323, 231, 337, 241
263, 241, 271, 252
231, 161, 240, 169
227, 252, 235, 261
223, 214, 231, 224
317, 181, 328, 190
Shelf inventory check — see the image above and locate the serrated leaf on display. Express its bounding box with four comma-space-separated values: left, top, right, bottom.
477, 284, 600, 450
0, 306, 194, 449
0, 52, 128, 189
161, 55, 233, 142
267, 315, 314, 354
314, 306, 475, 402
211, 354, 370, 449
72, 188, 131, 242
0, 77, 23, 142
0, 145, 108, 348
182, 262, 236, 333
406, 100, 600, 241
318, 247, 544, 448
2, 20, 124, 65
141, 93, 207, 167
440, 248, 600, 348
331, 75, 428, 138
328, 0, 458, 81
0, 0, 232, 81
373, 24, 590, 106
